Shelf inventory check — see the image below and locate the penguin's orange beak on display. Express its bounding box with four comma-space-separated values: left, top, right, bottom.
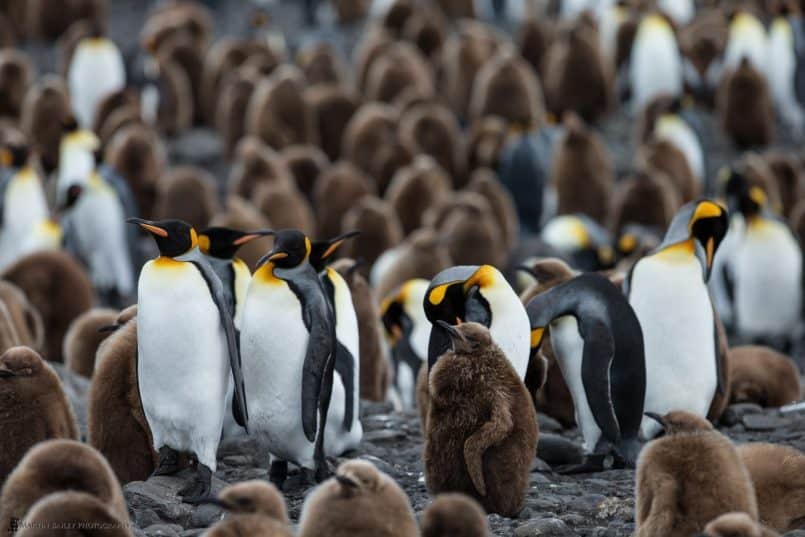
127, 218, 168, 237
233, 229, 274, 246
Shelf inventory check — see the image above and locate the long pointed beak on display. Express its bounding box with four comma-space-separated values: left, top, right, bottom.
435, 319, 464, 346
704, 237, 715, 280
644, 412, 665, 429
126, 218, 168, 238
0, 368, 16, 378
335, 474, 358, 489
98, 324, 119, 333
233, 230, 274, 246
256, 250, 288, 269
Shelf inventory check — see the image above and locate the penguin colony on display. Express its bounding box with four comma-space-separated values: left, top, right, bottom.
0, 0, 804, 536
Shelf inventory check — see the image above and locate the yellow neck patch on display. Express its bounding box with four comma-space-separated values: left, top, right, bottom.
198, 234, 210, 254
464, 265, 496, 292
254, 262, 283, 285
154, 256, 185, 269
656, 239, 695, 261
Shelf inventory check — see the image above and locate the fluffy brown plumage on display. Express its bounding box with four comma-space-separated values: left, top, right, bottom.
246, 65, 316, 150
15, 491, 131, 537
764, 151, 803, 217
607, 169, 681, 237
718, 58, 774, 149
340, 196, 404, 271
465, 116, 507, 173
205, 480, 291, 537
314, 161, 376, 239
699, 512, 781, 537
227, 136, 294, 200
62, 308, 117, 378
635, 411, 758, 537
2, 251, 93, 362
92, 88, 138, 141
402, 5, 446, 60
28, 0, 105, 41
88, 306, 157, 484
331, 0, 370, 25
253, 181, 315, 235
421, 493, 489, 537
305, 85, 358, 163
297, 42, 345, 86
465, 169, 519, 253
281, 144, 329, 201
216, 62, 263, 159
469, 50, 545, 127
19, 76, 71, 173
738, 443, 805, 533
727, 346, 801, 408
398, 102, 462, 184
385, 156, 452, 235
0, 439, 128, 535
105, 123, 165, 220
153, 166, 219, 231
0, 282, 43, 353
636, 139, 700, 203
0, 348, 78, 486
0, 50, 34, 120
425, 322, 538, 517
366, 42, 434, 104
707, 313, 731, 423
518, 17, 551, 79
298, 460, 418, 537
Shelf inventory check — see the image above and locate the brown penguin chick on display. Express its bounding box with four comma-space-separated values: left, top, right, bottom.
608, 169, 681, 236
738, 443, 805, 533
707, 312, 731, 423
253, 181, 315, 235
98, 105, 144, 151
469, 49, 546, 127
435, 0, 476, 18
298, 459, 419, 537
398, 102, 463, 184
332, 259, 389, 402
0, 347, 78, 485
518, 17, 552, 80
0, 282, 44, 353
727, 346, 801, 407
340, 196, 404, 270
15, 491, 131, 537
2, 251, 93, 362
246, 65, 317, 150
139, 0, 212, 56
635, 139, 700, 203
104, 123, 166, 220
342, 103, 412, 194
373, 227, 453, 303
416, 362, 430, 431
89, 307, 158, 484
353, 25, 395, 93
385, 156, 452, 235
365, 42, 435, 104
280, 144, 329, 201
57, 19, 92, 78
791, 197, 805, 243
62, 308, 117, 379
421, 493, 489, 537
227, 136, 294, 200
543, 19, 611, 123
331, 0, 370, 25
209, 197, 273, 270
717, 58, 775, 149
465, 168, 519, 253
465, 116, 508, 172
147, 52, 195, 137
634, 411, 758, 537
305, 84, 358, 162
215, 63, 264, 160
551, 112, 614, 224
425, 322, 538, 517
19, 75, 70, 173
0, 303, 21, 355
297, 42, 345, 86
0, 50, 34, 120
437, 20, 501, 120
205, 481, 292, 537
678, 9, 728, 103
28, 0, 105, 41
0, 439, 128, 533
149, 31, 206, 125
764, 151, 802, 217
699, 512, 781, 537
313, 161, 376, 238
153, 166, 219, 231
402, 5, 446, 60
91, 88, 139, 139
378, 0, 414, 36
429, 192, 506, 268
0, 13, 15, 48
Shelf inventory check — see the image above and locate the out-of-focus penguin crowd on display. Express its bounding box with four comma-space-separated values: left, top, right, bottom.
2, 0, 805, 535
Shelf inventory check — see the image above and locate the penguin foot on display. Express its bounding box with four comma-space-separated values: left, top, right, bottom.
179, 464, 212, 504
269, 460, 288, 491
555, 453, 614, 475
152, 446, 180, 477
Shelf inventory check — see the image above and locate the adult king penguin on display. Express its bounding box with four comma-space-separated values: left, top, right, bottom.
629, 13, 683, 112
128, 218, 248, 502
424, 265, 530, 380
625, 200, 729, 439
239, 229, 336, 489
525, 272, 646, 471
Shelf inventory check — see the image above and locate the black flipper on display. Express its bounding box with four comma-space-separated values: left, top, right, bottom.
189, 259, 249, 431
580, 320, 621, 444
301, 317, 333, 442
334, 340, 355, 431
712, 306, 726, 396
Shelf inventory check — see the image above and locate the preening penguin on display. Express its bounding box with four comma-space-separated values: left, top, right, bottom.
525, 272, 646, 470
626, 200, 729, 439
421, 493, 489, 537
129, 218, 248, 501
424, 322, 538, 517
630, 14, 683, 111
424, 265, 531, 380
634, 411, 758, 537
239, 229, 336, 487
0, 347, 78, 484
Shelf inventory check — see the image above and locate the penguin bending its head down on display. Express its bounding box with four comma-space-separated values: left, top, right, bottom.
202, 481, 292, 537
626, 200, 729, 439
298, 459, 419, 537
526, 272, 646, 471
634, 411, 758, 537
239, 229, 337, 488
425, 322, 538, 517
421, 493, 489, 537
128, 218, 248, 502
0, 347, 78, 484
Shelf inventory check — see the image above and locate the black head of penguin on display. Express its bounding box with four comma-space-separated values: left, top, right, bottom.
128, 218, 197, 258
198, 227, 275, 260
724, 170, 769, 220
0, 144, 29, 168
657, 199, 729, 281
256, 229, 311, 270
307, 231, 360, 273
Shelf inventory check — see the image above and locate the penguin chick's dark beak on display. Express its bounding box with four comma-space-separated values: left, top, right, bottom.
233, 230, 274, 246
0, 368, 16, 378
127, 218, 168, 237
644, 412, 666, 430
98, 324, 120, 334
256, 250, 288, 269
436, 320, 465, 348
335, 474, 359, 489
515, 265, 538, 279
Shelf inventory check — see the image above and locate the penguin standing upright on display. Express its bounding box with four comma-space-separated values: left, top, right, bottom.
525, 272, 646, 471
128, 218, 248, 502
629, 14, 683, 112
766, 11, 804, 135
722, 11, 768, 77
626, 200, 729, 439
239, 230, 336, 488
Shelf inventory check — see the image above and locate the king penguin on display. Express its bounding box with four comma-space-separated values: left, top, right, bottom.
424, 265, 530, 380
128, 218, 248, 502
629, 13, 683, 112
625, 200, 729, 439
381, 278, 430, 410
766, 9, 804, 135
239, 229, 336, 489
525, 272, 646, 471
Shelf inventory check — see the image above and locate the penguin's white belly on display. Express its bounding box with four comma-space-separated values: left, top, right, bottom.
241, 281, 316, 467
137, 261, 229, 470
734, 222, 802, 337
397, 359, 416, 410
630, 32, 682, 111
767, 23, 803, 133
324, 372, 363, 455
0, 177, 48, 269
68, 42, 126, 128
551, 316, 601, 453
629, 255, 716, 438
486, 288, 530, 379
